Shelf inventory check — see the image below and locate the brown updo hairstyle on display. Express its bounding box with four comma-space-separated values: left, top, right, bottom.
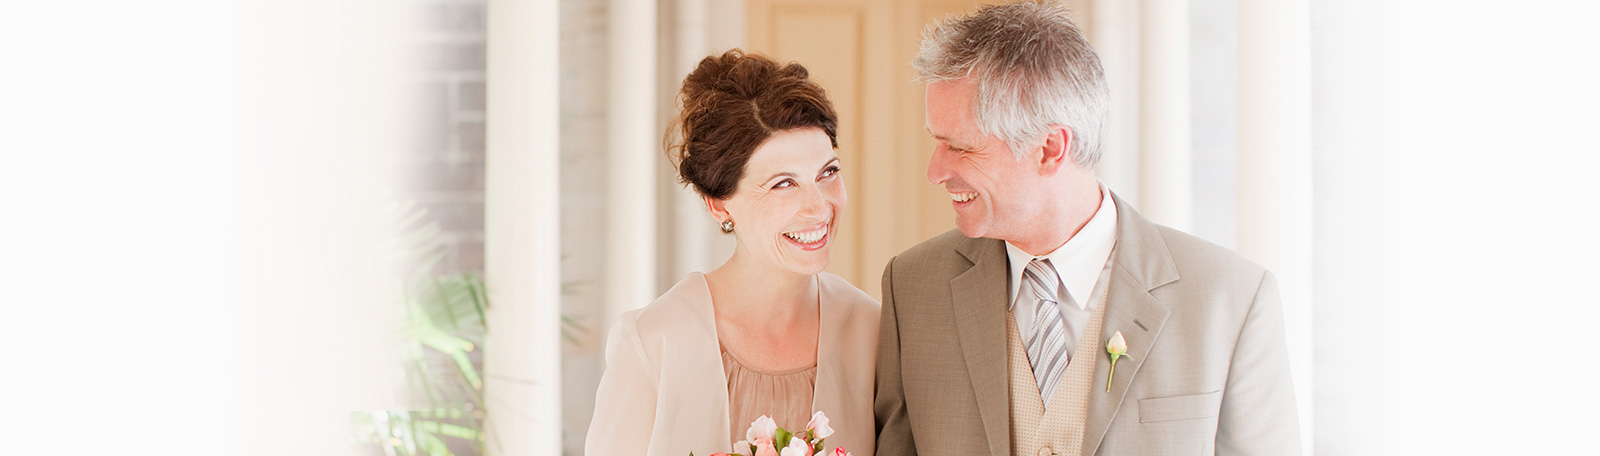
667, 49, 839, 200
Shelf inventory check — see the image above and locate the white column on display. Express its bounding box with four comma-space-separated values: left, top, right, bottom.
608, 0, 659, 319
1137, 0, 1192, 230
1237, 0, 1314, 452
1090, 0, 1141, 203
482, 0, 562, 454
671, 0, 711, 280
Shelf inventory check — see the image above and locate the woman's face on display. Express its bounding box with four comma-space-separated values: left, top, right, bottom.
713, 127, 846, 277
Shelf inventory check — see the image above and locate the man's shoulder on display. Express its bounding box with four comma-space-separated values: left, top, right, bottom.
1153, 225, 1264, 274
890, 229, 982, 270
1139, 223, 1270, 297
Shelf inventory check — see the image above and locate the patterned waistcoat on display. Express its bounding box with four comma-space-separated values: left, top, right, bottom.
1006, 291, 1108, 456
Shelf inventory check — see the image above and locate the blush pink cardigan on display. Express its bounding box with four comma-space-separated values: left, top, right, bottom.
585, 272, 880, 456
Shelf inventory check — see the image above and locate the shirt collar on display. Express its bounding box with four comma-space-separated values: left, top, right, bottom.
1005, 184, 1118, 311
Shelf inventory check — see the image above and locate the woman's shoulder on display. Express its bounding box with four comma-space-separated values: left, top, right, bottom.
816, 273, 880, 376
817, 272, 880, 312
817, 272, 880, 341
620, 272, 717, 339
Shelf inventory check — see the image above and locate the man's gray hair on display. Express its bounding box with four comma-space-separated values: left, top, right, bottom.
913, 0, 1109, 166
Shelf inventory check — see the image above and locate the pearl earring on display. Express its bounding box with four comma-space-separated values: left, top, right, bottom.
720, 219, 735, 233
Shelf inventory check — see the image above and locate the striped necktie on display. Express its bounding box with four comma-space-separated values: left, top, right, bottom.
1023, 258, 1070, 408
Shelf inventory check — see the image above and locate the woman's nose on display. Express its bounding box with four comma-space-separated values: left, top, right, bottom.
800, 184, 829, 215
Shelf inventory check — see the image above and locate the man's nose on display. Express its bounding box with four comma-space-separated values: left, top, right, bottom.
927, 148, 951, 186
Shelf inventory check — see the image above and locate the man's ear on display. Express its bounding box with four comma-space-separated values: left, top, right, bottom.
704, 195, 731, 223
1038, 125, 1074, 176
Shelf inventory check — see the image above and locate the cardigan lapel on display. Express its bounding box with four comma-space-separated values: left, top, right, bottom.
950, 236, 1012, 456
812, 274, 878, 456
678, 273, 735, 450
1081, 195, 1178, 456
813, 274, 849, 427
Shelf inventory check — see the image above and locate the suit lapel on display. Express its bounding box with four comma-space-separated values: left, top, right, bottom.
1082, 195, 1178, 456
950, 236, 1012, 456
1080, 266, 1170, 454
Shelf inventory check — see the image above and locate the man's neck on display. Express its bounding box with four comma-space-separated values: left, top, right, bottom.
1010, 180, 1103, 257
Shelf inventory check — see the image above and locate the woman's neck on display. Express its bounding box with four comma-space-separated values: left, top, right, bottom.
704, 252, 817, 327
704, 252, 821, 372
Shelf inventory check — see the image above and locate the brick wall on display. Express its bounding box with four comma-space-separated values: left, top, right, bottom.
402, 0, 610, 454
400, 0, 626, 453
398, 2, 489, 455
403, 0, 488, 277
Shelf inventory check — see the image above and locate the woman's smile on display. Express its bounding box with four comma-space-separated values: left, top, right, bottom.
781, 223, 830, 250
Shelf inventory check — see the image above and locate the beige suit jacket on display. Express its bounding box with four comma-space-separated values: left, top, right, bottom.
874, 195, 1300, 456
586, 272, 880, 456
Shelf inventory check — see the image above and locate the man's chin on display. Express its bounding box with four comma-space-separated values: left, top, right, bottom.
954, 220, 987, 239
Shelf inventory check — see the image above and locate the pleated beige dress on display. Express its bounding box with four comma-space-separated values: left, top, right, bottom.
722, 343, 818, 444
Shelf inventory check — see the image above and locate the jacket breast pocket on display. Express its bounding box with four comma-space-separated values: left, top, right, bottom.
1138, 390, 1223, 423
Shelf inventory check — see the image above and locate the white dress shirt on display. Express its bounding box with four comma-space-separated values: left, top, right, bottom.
1006, 184, 1118, 360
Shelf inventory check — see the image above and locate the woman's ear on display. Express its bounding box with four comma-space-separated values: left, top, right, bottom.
1038, 125, 1073, 176
704, 195, 731, 223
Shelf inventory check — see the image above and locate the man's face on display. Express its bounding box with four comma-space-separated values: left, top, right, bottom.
924, 79, 1046, 241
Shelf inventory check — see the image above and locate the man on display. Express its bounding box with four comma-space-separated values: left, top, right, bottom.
874, 2, 1301, 456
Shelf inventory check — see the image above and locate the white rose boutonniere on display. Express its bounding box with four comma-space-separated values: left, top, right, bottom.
1105, 331, 1132, 392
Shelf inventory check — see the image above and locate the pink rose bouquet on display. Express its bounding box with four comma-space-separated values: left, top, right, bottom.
694, 411, 851, 456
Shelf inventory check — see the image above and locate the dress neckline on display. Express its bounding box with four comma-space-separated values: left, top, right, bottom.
720, 342, 818, 376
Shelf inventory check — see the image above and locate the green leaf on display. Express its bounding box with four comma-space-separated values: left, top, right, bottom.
467, 274, 489, 332
435, 421, 481, 440
419, 429, 453, 456
775, 428, 794, 450
417, 328, 475, 354
382, 199, 494, 451
449, 349, 483, 389
561, 314, 585, 345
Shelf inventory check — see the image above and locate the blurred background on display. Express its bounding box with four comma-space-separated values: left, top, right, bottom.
3, 0, 1598, 455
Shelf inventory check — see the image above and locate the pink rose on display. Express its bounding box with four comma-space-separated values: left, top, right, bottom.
754, 442, 779, 456
806, 411, 834, 439
745, 416, 778, 445
780, 436, 813, 456
832, 448, 852, 456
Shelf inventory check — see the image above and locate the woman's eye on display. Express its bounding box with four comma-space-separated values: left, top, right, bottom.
820, 166, 840, 178
772, 179, 795, 189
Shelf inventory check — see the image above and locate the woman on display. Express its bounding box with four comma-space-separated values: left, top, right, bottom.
584, 50, 879, 456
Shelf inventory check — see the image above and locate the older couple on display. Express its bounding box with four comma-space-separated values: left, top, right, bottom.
586, 2, 1301, 456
